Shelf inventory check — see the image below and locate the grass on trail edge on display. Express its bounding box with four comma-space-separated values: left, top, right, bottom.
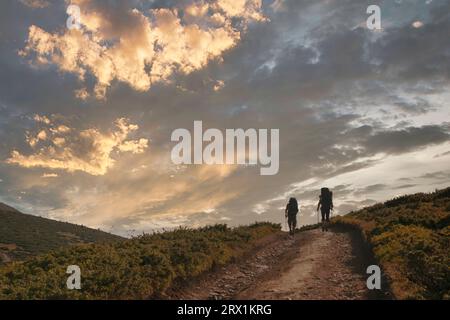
333, 187, 450, 300
0, 222, 280, 300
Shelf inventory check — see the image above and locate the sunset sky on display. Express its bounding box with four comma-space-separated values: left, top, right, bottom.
0, 0, 449, 236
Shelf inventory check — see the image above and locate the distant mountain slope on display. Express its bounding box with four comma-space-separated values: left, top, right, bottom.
334, 187, 450, 300
0, 203, 123, 263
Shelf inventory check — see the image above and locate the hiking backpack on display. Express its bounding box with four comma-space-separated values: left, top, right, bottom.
288, 198, 299, 214
321, 188, 333, 207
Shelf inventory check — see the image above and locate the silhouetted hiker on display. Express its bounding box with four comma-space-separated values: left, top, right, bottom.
285, 197, 299, 236
317, 188, 333, 232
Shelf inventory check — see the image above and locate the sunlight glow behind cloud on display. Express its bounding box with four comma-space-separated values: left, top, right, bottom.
7, 117, 148, 176
19, 0, 266, 99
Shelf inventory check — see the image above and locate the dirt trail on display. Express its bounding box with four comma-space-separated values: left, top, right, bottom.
167, 228, 390, 300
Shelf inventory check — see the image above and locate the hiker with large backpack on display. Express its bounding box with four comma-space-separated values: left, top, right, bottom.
317, 188, 333, 232
285, 197, 299, 236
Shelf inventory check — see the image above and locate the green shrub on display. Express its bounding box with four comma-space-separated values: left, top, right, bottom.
0, 222, 280, 300
334, 187, 450, 300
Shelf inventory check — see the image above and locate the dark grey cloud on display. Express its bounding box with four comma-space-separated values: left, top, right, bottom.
370, 1, 450, 81
394, 184, 417, 189
354, 184, 387, 196
393, 97, 435, 115
419, 171, 450, 181
364, 125, 450, 154
434, 150, 450, 158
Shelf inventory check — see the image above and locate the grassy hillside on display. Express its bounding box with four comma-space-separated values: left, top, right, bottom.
334, 187, 450, 300
0, 223, 280, 299
0, 203, 123, 263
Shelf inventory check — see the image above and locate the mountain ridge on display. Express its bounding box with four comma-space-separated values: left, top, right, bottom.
0, 202, 123, 263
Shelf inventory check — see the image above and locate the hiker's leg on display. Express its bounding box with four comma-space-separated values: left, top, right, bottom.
325, 210, 330, 230
290, 216, 296, 234
321, 210, 326, 231
288, 216, 293, 234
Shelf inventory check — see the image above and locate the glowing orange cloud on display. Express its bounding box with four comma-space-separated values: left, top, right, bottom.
6, 116, 148, 176
20, 0, 266, 99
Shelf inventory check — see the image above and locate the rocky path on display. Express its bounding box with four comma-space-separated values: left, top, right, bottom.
165, 228, 390, 300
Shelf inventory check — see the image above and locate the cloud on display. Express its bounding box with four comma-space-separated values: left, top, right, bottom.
434, 150, 450, 158
353, 184, 387, 196
19, 0, 50, 9
6, 116, 148, 176
419, 171, 450, 181
270, 0, 286, 12
19, 0, 266, 99
74, 88, 89, 100
33, 114, 51, 124
41, 161, 240, 229
42, 173, 59, 178
412, 21, 424, 29
213, 79, 225, 91
393, 97, 435, 115
364, 125, 450, 154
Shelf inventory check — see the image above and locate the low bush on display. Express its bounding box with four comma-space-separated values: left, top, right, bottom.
0, 222, 280, 299
333, 187, 450, 299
